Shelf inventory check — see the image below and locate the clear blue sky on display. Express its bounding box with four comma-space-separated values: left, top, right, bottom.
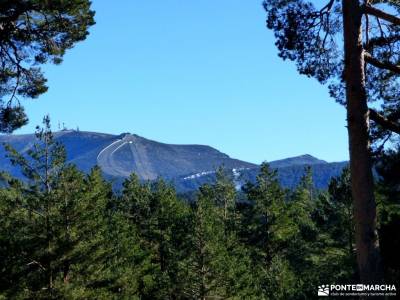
16, 0, 348, 164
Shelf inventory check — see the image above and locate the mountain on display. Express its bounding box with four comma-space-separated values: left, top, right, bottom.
0, 130, 347, 192
0, 130, 256, 180
173, 160, 348, 193
269, 154, 327, 168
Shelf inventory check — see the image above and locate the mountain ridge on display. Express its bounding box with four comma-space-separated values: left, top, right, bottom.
0, 130, 347, 191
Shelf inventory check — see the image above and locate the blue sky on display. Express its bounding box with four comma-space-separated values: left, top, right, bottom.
16, 0, 348, 164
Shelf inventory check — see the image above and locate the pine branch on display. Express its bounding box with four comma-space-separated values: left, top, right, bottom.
365, 35, 400, 51
369, 108, 400, 135
364, 51, 400, 74
364, 5, 400, 25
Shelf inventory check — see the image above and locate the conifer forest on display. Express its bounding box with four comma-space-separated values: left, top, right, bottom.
1, 0, 400, 299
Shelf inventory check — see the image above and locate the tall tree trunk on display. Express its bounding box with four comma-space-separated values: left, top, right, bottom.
342, 0, 383, 284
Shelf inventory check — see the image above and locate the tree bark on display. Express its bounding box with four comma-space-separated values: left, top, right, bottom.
342, 0, 383, 284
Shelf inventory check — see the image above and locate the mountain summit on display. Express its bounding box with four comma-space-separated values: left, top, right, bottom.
269, 154, 327, 168
0, 130, 256, 181
94, 132, 257, 180
0, 130, 347, 191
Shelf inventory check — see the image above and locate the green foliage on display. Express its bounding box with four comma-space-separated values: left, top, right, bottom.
186, 171, 258, 299
318, 167, 354, 253
0, 118, 136, 298
118, 176, 193, 299
2, 120, 397, 298
263, 0, 400, 149
185, 187, 227, 299
241, 162, 297, 299
376, 149, 400, 287
0, 0, 95, 133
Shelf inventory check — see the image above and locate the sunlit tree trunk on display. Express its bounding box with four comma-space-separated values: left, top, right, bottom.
342, 0, 383, 284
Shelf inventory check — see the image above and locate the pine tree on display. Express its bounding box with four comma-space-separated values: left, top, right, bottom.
312, 168, 357, 285
61, 166, 114, 298
186, 169, 257, 299
283, 168, 320, 298
0, 1, 95, 132
241, 162, 296, 299
150, 179, 192, 299
0, 172, 40, 298
119, 173, 153, 237
1, 116, 67, 298
242, 163, 285, 259
120, 176, 191, 299
0, 117, 129, 298
327, 168, 354, 257
263, 0, 400, 282
375, 148, 400, 287
213, 167, 236, 230
186, 186, 227, 299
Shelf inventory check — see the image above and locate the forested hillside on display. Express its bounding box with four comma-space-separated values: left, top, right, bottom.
0, 131, 347, 192
1, 0, 400, 297
0, 118, 398, 299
